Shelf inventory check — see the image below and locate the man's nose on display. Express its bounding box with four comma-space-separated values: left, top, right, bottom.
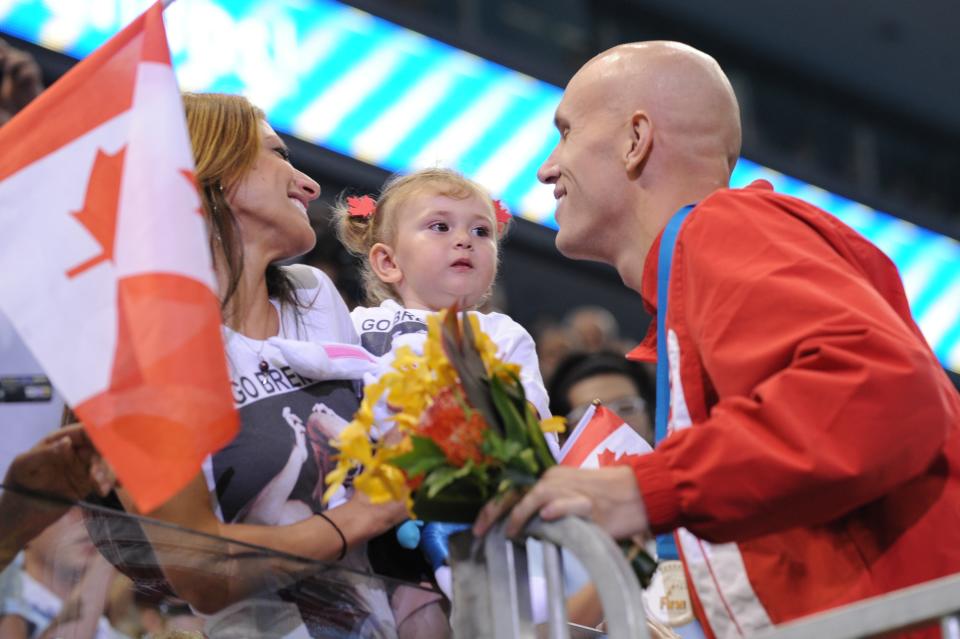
537, 148, 560, 184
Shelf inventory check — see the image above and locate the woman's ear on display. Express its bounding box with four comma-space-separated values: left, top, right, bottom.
625, 110, 653, 174
369, 243, 402, 284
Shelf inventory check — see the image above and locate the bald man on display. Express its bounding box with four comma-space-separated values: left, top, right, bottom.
476, 42, 960, 638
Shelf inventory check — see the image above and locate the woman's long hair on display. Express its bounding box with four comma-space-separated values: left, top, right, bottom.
182, 93, 302, 322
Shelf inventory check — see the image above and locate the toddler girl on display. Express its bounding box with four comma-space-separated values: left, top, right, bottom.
334, 167, 553, 427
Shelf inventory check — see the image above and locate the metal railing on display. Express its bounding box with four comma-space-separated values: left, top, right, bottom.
448, 516, 649, 639
757, 572, 960, 639
453, 514, 960, 639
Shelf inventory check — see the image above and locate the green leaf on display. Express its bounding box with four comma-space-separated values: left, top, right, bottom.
482, 430, 524, 464
490, 375, 529, 445
500, 466, 539, 489
503, 370, 529, 402
391, 436, 448, 477
524, 406, 557, 471
494, 369, 553, 471
423, 460, 478, 499
509, 448, 539, 475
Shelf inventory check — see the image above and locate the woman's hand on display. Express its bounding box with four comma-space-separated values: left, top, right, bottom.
325, 490, 409, 549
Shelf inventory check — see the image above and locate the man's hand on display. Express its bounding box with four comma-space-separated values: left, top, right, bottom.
473, 465, 649, 540
4, 423, 113, 500
0, 424, 113, 571
0, 39, 43, 125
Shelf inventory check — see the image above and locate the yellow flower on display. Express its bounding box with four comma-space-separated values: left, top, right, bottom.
337, 422, 376, 464
322, 461, 352, 504
355, 463, 410, 505
539, 416, 567, 433
324, 307, 532, 512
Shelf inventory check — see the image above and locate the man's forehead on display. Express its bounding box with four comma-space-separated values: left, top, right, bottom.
557, 72, 604, 123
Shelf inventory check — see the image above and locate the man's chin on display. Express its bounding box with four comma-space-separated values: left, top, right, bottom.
555, 228, 601, 262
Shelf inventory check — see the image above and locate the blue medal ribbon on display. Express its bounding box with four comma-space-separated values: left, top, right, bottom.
654, 204, 695, 561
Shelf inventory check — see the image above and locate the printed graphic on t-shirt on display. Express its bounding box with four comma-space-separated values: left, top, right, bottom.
213, 373, 360, 524
357, 313, 426, 357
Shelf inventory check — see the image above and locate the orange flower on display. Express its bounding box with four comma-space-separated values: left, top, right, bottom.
418, 386, 489, 465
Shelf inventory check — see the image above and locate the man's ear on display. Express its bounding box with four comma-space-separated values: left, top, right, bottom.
625, 110, 653, 174
369, 243, 403, 284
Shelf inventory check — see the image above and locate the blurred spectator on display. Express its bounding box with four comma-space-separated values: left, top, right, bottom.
564, 306, 622, 352
533, 322, 577, 381
0, 39, 43, 126
548, 351, 655, 445
134, 591, 204, 638
534, 304, 640, 381
0, 507, 123, 638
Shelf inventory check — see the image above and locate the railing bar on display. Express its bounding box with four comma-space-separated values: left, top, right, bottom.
542, 541, 571, 639
508, 538, 536, 638
756, 572, 960, 639
486, 530, 520, 639
942, 614, 960, 639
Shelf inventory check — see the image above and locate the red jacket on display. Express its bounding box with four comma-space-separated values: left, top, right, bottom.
627, 180, 960, 638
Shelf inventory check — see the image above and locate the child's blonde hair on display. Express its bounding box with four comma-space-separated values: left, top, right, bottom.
334, 168, 510, 305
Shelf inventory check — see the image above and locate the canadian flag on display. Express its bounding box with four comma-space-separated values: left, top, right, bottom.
0, 2, 237, 512
558, 403, 653, 469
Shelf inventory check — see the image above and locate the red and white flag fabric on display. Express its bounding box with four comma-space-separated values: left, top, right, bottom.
558, 403, 653, 469
0, 2, 237, 512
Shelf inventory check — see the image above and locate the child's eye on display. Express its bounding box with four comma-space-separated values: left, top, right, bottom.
274, 147, 291, 161
428, 222, 449, 232
472, 226, 491, 237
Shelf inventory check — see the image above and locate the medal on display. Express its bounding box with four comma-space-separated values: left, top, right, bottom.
658, 559, 694, 626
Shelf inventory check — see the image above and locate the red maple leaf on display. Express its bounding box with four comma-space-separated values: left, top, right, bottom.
67, 146, 126, 278
346, 195, 376, 219
492, 198, 511, 228
596, 448, 646, 467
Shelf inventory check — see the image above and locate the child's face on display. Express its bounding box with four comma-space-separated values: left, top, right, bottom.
387, 191, 497, 310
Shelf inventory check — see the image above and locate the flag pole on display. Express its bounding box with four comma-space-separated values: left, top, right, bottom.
162, 0, 178, 8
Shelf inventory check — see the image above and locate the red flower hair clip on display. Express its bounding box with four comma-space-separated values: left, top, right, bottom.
347, 195, 377, 219
493, 199, 512, 231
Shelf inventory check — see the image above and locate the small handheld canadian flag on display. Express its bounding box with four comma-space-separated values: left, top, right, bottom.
0, 2, 237, 512
558, 400, 653, 469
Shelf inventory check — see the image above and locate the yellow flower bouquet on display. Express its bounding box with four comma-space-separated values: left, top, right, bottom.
324, 308, 564, 523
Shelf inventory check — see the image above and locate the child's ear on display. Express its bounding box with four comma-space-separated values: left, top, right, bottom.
369, 243, 403, 284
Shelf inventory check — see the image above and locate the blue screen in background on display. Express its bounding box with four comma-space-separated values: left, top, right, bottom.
2, 0, 958, 373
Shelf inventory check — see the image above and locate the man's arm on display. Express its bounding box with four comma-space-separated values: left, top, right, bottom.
631, 192, 956, 541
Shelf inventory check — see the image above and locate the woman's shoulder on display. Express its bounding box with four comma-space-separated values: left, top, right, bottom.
279, 264, 357, 343
280, 264, 345, 312
280, 264, 334, 296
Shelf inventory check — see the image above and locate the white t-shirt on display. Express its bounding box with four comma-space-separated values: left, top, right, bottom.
201, 265, 396, 639
351, 299, 557, 456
